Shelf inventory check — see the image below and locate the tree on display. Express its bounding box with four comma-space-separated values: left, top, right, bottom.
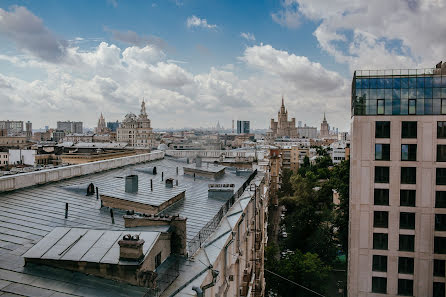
266, 249, 331, 297
278, 168, 294, 198
331, 159, 350, 255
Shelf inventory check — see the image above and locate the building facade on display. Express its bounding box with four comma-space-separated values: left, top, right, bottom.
349, 63, 446, 297
0, 120, 23, 135
57, 121, 83, 134
297, 125, 318, 139
96, 113, 108, 134
107, 121, 120, 132
270, 97, 298, 138
237, 120, 250, 134
117, 99, 153, 148
320, 113, 330, 138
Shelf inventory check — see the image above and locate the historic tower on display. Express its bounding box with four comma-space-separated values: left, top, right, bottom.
270, 97, 298, 138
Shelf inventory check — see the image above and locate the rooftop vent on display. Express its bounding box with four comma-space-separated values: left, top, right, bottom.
165, 178, 174, 188
63, 182, 95, 196
195, 156, 202, 167
135, 166, 157, 175
125, 175, 138, 193
118, 234, 145, 261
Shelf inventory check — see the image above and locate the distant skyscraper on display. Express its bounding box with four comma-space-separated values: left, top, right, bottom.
25, 121, 32, 140
107, 121, 120, 132
270, 97, 298, 138
320, 113, 330, 138
57, 121, 83, 134
237, 120, 250, 134
96, 113, 107, 134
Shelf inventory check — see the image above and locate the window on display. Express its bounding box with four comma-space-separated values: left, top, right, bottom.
434, 259, 445, 277
372, 277, 387, 294
399, 235, 414, 252
437, 145, 446, 162
438, 122, 446, 138
401, 144, 417, 161
373, 233, 388, 250
375, 167, 390, 183
408, 99, 416, 114
374, 189, 389, 205
398, 279, 413, 296
374, 211, 389, 228
400, 212, 415, 229
401, 167, 416, 184
402, 121, 417, 138
436, 191, 446, 208
398, 257, 414, 274
375, 144, 390, 161
155, 252, 162, 269
434, 237, 446, 254
437, 168, 446, 185
373, 255, 387, 272
376, 121, 390, 138
434, 282, 445, 297
400, 190, 416, 207
436, 214, 446, 231
442, 99, 446, 114
377, 99, 385, 115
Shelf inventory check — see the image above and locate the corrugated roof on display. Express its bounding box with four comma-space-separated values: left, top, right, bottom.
0, 158, 249, 296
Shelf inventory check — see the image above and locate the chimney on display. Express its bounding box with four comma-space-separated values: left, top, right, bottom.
118, 234, 145, 261
165, 178, 174, 188
125, 175, 138, 193
196, 156, 202, 167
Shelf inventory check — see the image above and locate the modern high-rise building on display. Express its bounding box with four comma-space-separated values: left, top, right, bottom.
57, 121, 83, 134
349, 62, 446, 297
237, 120, 250, 134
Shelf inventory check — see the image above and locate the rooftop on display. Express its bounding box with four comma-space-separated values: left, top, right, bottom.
0, 157, 250, 296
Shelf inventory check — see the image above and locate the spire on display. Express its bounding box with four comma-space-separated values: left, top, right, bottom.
140, 98, 147, 116
281, 96, 284, 107
323, 112, 326, 121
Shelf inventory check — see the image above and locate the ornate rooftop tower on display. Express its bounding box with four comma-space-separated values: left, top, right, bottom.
269, 96, 298, 138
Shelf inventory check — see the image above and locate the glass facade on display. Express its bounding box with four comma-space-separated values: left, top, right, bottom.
352, 69, 446, 116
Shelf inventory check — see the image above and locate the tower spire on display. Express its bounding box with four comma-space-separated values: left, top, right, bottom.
323, 112, 326, 121
281, 96, 284, 107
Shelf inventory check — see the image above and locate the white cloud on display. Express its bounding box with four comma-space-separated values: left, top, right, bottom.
276, 0, 446, 70
107, 0, 118, 8
240, 32, 255, 41
0, 6, 67, 62
186, 15, 218, 30
271, 1, 301, 29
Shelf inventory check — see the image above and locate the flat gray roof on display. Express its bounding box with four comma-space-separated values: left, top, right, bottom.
0, 158, 249, 296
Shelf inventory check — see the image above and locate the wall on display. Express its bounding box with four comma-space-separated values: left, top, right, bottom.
0, 151, 164, 192
9, 149, 36, 165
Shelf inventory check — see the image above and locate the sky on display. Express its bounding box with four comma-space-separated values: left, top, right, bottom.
0, 0, 445, 131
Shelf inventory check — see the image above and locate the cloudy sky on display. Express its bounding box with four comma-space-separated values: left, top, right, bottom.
0, 0, 445, 130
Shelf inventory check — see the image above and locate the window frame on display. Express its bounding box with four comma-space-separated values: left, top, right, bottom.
376, 121, 391, 138
400, 212, 415, 230
372, 255, 388, 272
435, 214, 446, 231
375, 144, 390, 161
374, 189, 389, 206
400, 190, 416, 207
401, 144, 417, 161
437, 145, 446, 162
402, 121, 417, 138
373, 233, 388, 250
372, 277, 387, 294
374, 211, 389, 228
438, 121, 446, 139
398, 279, 413, 296
398, 257, 414, 274
399, 234, 414, 252
437, 168, 446, 185
436, 191, 446, 208
375, 166, 390, 183
401, 167, 416, 184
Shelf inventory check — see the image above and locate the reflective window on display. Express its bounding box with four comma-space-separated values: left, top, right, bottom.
398, 279, 413, 296
437, 168, 446, 185
401, 77, 409, 88
398, 257, 414, 274
374, 211, 389, 228
437, 145, 446, 162
376, 122, 390, 138
442, 99, 446, 114
362, 78, 369, 88
373, 233, 388, 250
377, 99, 385, 115
375, 189, 389, 205
438, 122, 446, 138
402, 121, 417, 138
434, 282, 445, 297
372, 277, 387, 294
401, 167, 416, 184
399, 235, 414, 252
375, 144, 390, 160
394, 78, 401, 89
425, 77, 433, 88
408, 99, 416, 114
375, 166, 390, 183
385, 78, 392, 88
373, 255, 387, 272
434, 259, 445, 277
400, 212, 415, 229
425, 88, 433, 98
401, 144, 417, 161
434, 236, 446, 254
417, 77, 425, 88
435, 214, 446, 231
408, 77, 417, 88
436, 191, 446, 208
400, 190, 415, 207
434, 88, 442, 98
377, 78, 385, 88
434, 76, 442, 87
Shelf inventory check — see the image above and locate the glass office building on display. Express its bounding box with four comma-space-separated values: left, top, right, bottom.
352, 67, 446, 116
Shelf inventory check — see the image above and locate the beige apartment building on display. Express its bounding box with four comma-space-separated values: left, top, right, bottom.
349, 65, 446, 297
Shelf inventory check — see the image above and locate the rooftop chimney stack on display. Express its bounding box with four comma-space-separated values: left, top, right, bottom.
118, 234, 145, 261
125, 175, 138, 193
165, 178, 174, 188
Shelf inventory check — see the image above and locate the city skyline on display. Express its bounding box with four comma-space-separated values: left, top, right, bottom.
1, 1, 444, 130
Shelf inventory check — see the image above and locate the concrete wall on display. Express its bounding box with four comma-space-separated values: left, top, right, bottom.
165, 150, 255, 158
9, 149, 36, 165
349, 115, 445, 297
0, 151, 164, 192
